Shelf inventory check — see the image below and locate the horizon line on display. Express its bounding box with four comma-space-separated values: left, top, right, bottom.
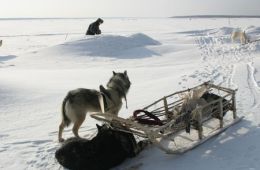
1, 15, 260, 20
172, 15, 260, 18
0, 16, 166, 20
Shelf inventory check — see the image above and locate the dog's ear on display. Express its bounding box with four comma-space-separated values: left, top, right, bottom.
96, 124, 102, 131
124, 70, 127, 76
113, 71, 116, 76
99, 85, 106, 92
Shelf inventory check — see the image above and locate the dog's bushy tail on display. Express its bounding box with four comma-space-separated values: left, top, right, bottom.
62, 93, 71, 127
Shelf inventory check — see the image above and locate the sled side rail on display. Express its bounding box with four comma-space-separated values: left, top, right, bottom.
143, 82, 234, 111
209, 83, 237, 94
144, 88, 235, 123
148, 99, 183, 114
143, 82, 211, 110
195, 93, 232, 111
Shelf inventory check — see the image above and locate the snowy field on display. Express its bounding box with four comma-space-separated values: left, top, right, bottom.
1, 17, 260, 170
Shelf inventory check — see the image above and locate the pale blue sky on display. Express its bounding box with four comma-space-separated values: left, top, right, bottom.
1, 0, 260, 18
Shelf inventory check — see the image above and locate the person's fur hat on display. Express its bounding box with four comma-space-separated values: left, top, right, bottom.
97, 18, 104, 24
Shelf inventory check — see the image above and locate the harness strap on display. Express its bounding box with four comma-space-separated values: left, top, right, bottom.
98, 93, 105, 113
98, 91, 113, 113
124, 94, 128, 109
133, 110, 163, 126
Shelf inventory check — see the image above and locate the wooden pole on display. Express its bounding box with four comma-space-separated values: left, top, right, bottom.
197, 110, 203, 140
232, 93, 237, 119
163, 97, 169, 119
219, 100, 224, 128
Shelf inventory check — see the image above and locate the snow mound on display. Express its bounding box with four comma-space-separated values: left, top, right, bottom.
246, 26, 260, 35
0, 55, 17, 67
42, 33, 161, 59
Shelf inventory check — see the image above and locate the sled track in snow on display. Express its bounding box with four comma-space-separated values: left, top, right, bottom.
246, 63, 260, 110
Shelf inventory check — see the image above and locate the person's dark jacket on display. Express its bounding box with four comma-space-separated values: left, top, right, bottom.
86, 18, 103, 35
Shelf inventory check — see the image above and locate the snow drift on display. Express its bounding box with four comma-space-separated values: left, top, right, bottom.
35, 33, 160, 59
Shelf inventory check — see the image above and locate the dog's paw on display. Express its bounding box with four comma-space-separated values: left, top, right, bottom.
59, 138, 65, 143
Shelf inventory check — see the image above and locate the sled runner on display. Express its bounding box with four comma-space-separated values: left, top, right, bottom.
91, 82, 243, 154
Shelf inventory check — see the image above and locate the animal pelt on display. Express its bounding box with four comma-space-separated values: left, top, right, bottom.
200, 91, 231, 119
55, 124, 147, 170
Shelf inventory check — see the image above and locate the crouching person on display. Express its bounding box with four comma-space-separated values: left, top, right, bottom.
86, 18, 104, 35
55, 124, 148, 170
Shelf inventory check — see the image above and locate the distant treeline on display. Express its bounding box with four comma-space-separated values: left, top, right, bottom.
171, 15, 260, 19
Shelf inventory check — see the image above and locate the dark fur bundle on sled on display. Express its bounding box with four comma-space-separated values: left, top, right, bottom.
55, 124, 146, 170
201, 91, 231, 119
187, 92, 231, 132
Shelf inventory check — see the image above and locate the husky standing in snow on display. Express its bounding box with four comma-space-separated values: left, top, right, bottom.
231, 30, 249, 44
58, 71, 131, 142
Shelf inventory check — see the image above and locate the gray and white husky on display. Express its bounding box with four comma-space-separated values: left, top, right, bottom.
58, 71, 131, 142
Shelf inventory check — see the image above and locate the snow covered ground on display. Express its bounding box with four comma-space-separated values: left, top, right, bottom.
1, 17, 260, 170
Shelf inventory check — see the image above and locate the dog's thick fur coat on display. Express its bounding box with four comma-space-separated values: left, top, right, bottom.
55, 124, 147, 170
58, 71, 131, 142
231, 30, 249, 44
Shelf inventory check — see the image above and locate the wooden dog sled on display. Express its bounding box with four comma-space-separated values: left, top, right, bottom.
91, 82, 243, 154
